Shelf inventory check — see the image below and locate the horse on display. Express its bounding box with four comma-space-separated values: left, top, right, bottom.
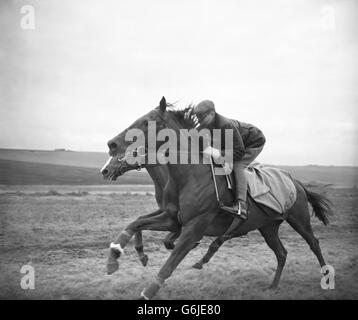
101, 97, 333, 299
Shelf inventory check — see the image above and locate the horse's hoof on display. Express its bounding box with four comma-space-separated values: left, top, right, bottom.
140, 254, 149, 267
106, 248, 121, 274
267, 284, 279, 291
164, 242, 175, 250
107, 259, 119, 275
192, 262, 203, 270
108, 248, 121, 260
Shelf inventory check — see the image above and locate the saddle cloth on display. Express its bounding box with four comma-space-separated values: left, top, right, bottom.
226, 162, 297, 214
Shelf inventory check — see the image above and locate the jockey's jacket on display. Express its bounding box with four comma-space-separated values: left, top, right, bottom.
209, 113, 266, 161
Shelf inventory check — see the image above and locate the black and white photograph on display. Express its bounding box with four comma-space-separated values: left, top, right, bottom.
0, 0, 357, 303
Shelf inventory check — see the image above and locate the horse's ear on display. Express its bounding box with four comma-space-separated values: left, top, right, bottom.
159, 96, 166, 112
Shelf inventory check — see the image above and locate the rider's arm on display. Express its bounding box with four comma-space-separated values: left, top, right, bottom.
232, 126, 245, 161
222, 122, 245, 162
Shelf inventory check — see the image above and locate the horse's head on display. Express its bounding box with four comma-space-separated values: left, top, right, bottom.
101, 96, 193, 180
100, 151, 142, 180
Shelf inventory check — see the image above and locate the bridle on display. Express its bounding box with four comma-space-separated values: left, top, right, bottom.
122, 145, 147, 171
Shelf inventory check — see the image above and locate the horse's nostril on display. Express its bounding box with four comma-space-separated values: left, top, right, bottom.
108, 142, 117, 151
102, 169, 109, 175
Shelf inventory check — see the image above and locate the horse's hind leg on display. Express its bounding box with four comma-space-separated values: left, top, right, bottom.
192, 236, 227, 270
286, 204, 326, 267
259, 221, 287, 289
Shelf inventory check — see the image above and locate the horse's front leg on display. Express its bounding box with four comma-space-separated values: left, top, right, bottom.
140, 212, 216, 300
134, 232, 148, 266
134, 209, 163, 266
107, 212, 180, 275
163, 231, 181, 250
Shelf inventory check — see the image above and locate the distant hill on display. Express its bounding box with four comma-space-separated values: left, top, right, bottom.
0, 148, 356, 186
0, 159, 152, 185
0, 148, 107, 168
268, 164, 357, 188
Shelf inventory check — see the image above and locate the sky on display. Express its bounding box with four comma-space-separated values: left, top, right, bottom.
0, 0, 357, 165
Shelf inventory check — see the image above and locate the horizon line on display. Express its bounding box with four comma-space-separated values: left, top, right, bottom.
0, 147, 357, 168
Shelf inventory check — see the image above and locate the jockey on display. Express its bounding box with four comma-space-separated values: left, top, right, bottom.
191, 100, 266, 219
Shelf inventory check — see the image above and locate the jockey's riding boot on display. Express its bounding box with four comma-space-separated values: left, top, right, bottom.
219, 199, 248, 219
219, 201, 238, 215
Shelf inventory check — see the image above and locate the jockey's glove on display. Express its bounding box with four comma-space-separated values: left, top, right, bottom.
203, 146, 221, 160
222, 162, 233, 175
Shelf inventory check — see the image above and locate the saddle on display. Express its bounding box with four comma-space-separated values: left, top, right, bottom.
223, 162, 297, 214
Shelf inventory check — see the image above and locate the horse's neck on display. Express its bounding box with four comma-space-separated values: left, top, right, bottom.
146, 166, 167, 189
165, 120, 210, 188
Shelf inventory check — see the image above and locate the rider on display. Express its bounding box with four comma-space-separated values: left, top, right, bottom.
191, 100, 266, 220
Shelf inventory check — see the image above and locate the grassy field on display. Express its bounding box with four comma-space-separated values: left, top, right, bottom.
0, 185, 357, 300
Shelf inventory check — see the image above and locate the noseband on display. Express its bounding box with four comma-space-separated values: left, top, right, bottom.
121, 146, 147, 171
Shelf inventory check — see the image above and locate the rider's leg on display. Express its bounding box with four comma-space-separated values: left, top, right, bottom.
234, 161, 248, 218
219, 160, 246, 217
220, 145, 264, 217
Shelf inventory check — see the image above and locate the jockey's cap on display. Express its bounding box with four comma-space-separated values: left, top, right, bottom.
194, 100, 215, 115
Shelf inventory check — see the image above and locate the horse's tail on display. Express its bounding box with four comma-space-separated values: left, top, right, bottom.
298, 181, 334, 225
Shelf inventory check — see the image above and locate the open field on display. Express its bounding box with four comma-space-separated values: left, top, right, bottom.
0, 184, 155, 195
0, 185, 357, 300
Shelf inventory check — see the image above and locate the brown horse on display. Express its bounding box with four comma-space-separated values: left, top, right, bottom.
101, 97, 333, 299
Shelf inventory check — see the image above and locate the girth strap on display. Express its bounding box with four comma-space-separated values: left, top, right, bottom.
221, 216, 242, 239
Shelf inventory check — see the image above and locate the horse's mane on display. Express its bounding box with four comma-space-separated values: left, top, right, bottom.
165, 102, 197, 129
